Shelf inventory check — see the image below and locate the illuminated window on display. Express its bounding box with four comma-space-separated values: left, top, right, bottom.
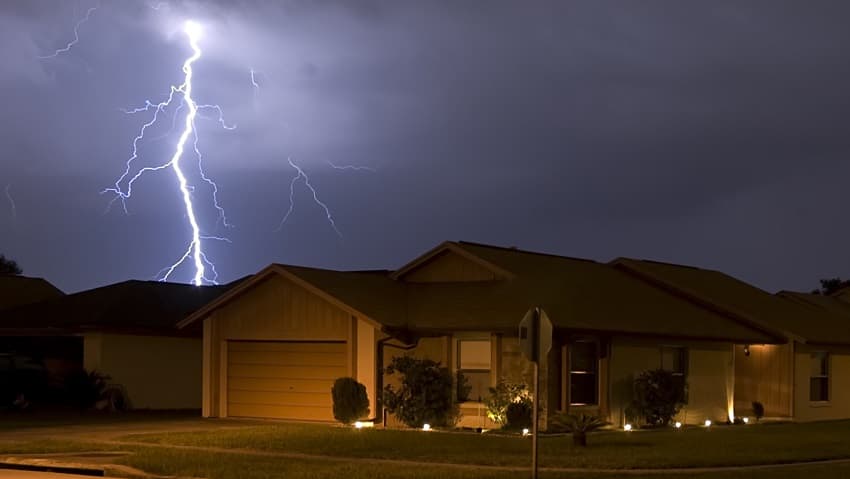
661, 346, 688, 403
458, 339, 491, 402
569, 341, 598, 406
810, 352, 829, 402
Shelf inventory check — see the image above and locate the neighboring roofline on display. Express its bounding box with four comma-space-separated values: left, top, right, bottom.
390, 241, 516, 281
457, 241, 598, 264
610, 258, 797, 344
177, 264, 385, 330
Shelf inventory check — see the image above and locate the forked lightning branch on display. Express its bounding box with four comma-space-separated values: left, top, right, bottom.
103, 21, 231, 286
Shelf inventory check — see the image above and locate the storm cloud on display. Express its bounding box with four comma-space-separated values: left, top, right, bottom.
1, 0, 849, 293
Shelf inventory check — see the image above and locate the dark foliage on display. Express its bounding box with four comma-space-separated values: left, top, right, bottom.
628, 369, 688, 426
64, 369, 110, 410
811, 277, 850, 295
383, 356, 458, 428
331, 377, 370, 424
0, 255, 22, 275
485, 380, 531, 427
550, 412, 607, 446
505, 401, 533, 430
752, 401, 765, 421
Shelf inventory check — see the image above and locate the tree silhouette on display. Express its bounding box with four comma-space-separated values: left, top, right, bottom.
0, 255, 22, 275
811, 277, 850, 295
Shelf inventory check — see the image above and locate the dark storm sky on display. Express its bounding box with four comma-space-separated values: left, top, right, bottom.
2, 0, 850, 293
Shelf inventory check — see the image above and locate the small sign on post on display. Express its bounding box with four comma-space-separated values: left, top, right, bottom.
518, 307, 552, 479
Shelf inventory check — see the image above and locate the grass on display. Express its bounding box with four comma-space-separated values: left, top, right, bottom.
4, 440, 850, 479
121, 420, 850, 470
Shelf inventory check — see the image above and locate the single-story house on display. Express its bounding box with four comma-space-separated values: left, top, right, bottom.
0, 275, 65, 310
180, 241, 785, 429
0, 279, 239, 409
610, 257, 850, 422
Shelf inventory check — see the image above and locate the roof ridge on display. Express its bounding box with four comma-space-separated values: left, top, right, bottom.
456, 241, 598, 264
617, 257, 705, 271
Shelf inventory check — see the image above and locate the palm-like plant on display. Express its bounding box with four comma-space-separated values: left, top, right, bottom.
550, 413, 607, 446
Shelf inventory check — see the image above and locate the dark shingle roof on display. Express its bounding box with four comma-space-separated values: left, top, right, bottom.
612, 257, 850, 345
0, 276, 64, 311
256, 243, 780, 343
0, 279, 242, 336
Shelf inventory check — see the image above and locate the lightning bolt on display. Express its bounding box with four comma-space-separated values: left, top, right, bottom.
327, 161, 376, 173
103, 20, 233, 285
4, 184, 15, 221
276, 158, 342, 237
38, 3, 98, 60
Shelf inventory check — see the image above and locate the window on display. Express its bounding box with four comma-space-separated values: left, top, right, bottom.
569, 341, 598, 405
661, 346, 688, 403
810, 352, 829, 402
457, 340, 491, 402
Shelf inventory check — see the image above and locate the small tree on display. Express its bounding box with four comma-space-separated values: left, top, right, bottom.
331, 377, 370, 425
0, 255, 22, 275
628, 369, 687, 427
383, 356, 458, 428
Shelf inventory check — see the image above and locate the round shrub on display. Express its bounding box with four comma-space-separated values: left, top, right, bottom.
332, 377, 370, 425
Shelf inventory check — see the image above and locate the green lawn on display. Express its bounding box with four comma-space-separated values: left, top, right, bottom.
3, 420, 850, 478
122, 420, 850, 470
4, 440, 850, 479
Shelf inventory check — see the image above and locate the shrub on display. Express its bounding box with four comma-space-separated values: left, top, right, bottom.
456, 371, 472, 402
64, 369, 111, 410
331, 377, 370, 425
752, 401, 765, 422
505, 401, 533, 430
383, 356, 458, 428
627, 369, 687, 427
550, 413, 607, 446
485, 379, 531, 428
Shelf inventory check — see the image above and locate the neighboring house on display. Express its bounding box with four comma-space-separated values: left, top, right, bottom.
0, 279, 238, 409
0, 275, 64, 310
610, 258, 850, 422
180, 241, 781, 428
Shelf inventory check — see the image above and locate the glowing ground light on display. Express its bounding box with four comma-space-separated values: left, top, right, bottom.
704, 419, 712, 427
623, 423, 632, 431
675, 421, 682, 429
104, 19, 232, 285
422, 423, 431, 431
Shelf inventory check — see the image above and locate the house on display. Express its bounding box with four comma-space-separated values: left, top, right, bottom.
0, 279, 239, 409
611, 257, 850, 422
0, 275, 64, 310
180, 241, 782, 428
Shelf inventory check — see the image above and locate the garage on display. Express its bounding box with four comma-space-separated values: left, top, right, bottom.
227, 340, 347, 421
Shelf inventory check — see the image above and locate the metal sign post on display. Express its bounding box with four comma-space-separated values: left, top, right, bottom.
519, 307, 552, 479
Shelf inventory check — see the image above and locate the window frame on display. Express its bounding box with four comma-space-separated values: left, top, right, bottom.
456, 338, 492, 403
809, 351, 830, 403
660, 345, 688, 404
568, 340, 599, 406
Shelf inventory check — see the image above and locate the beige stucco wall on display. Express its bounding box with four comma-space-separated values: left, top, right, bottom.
734, 343, 793, 417
793, 345, 850, 422
84, 332, 202, 409
202, 273, 380, 420
608, 337, 734, 427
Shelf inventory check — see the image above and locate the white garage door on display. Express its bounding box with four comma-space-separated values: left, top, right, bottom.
227, 340, 347, 421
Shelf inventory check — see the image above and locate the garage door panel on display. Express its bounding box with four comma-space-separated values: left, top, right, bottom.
228, 403, 335, 420
228, 377, 337, 394
227, 340, 347, 421
229, 350, 346, 367
228, 364, 345, 380
229, 341, 346, 354
228, 390, 333, 407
